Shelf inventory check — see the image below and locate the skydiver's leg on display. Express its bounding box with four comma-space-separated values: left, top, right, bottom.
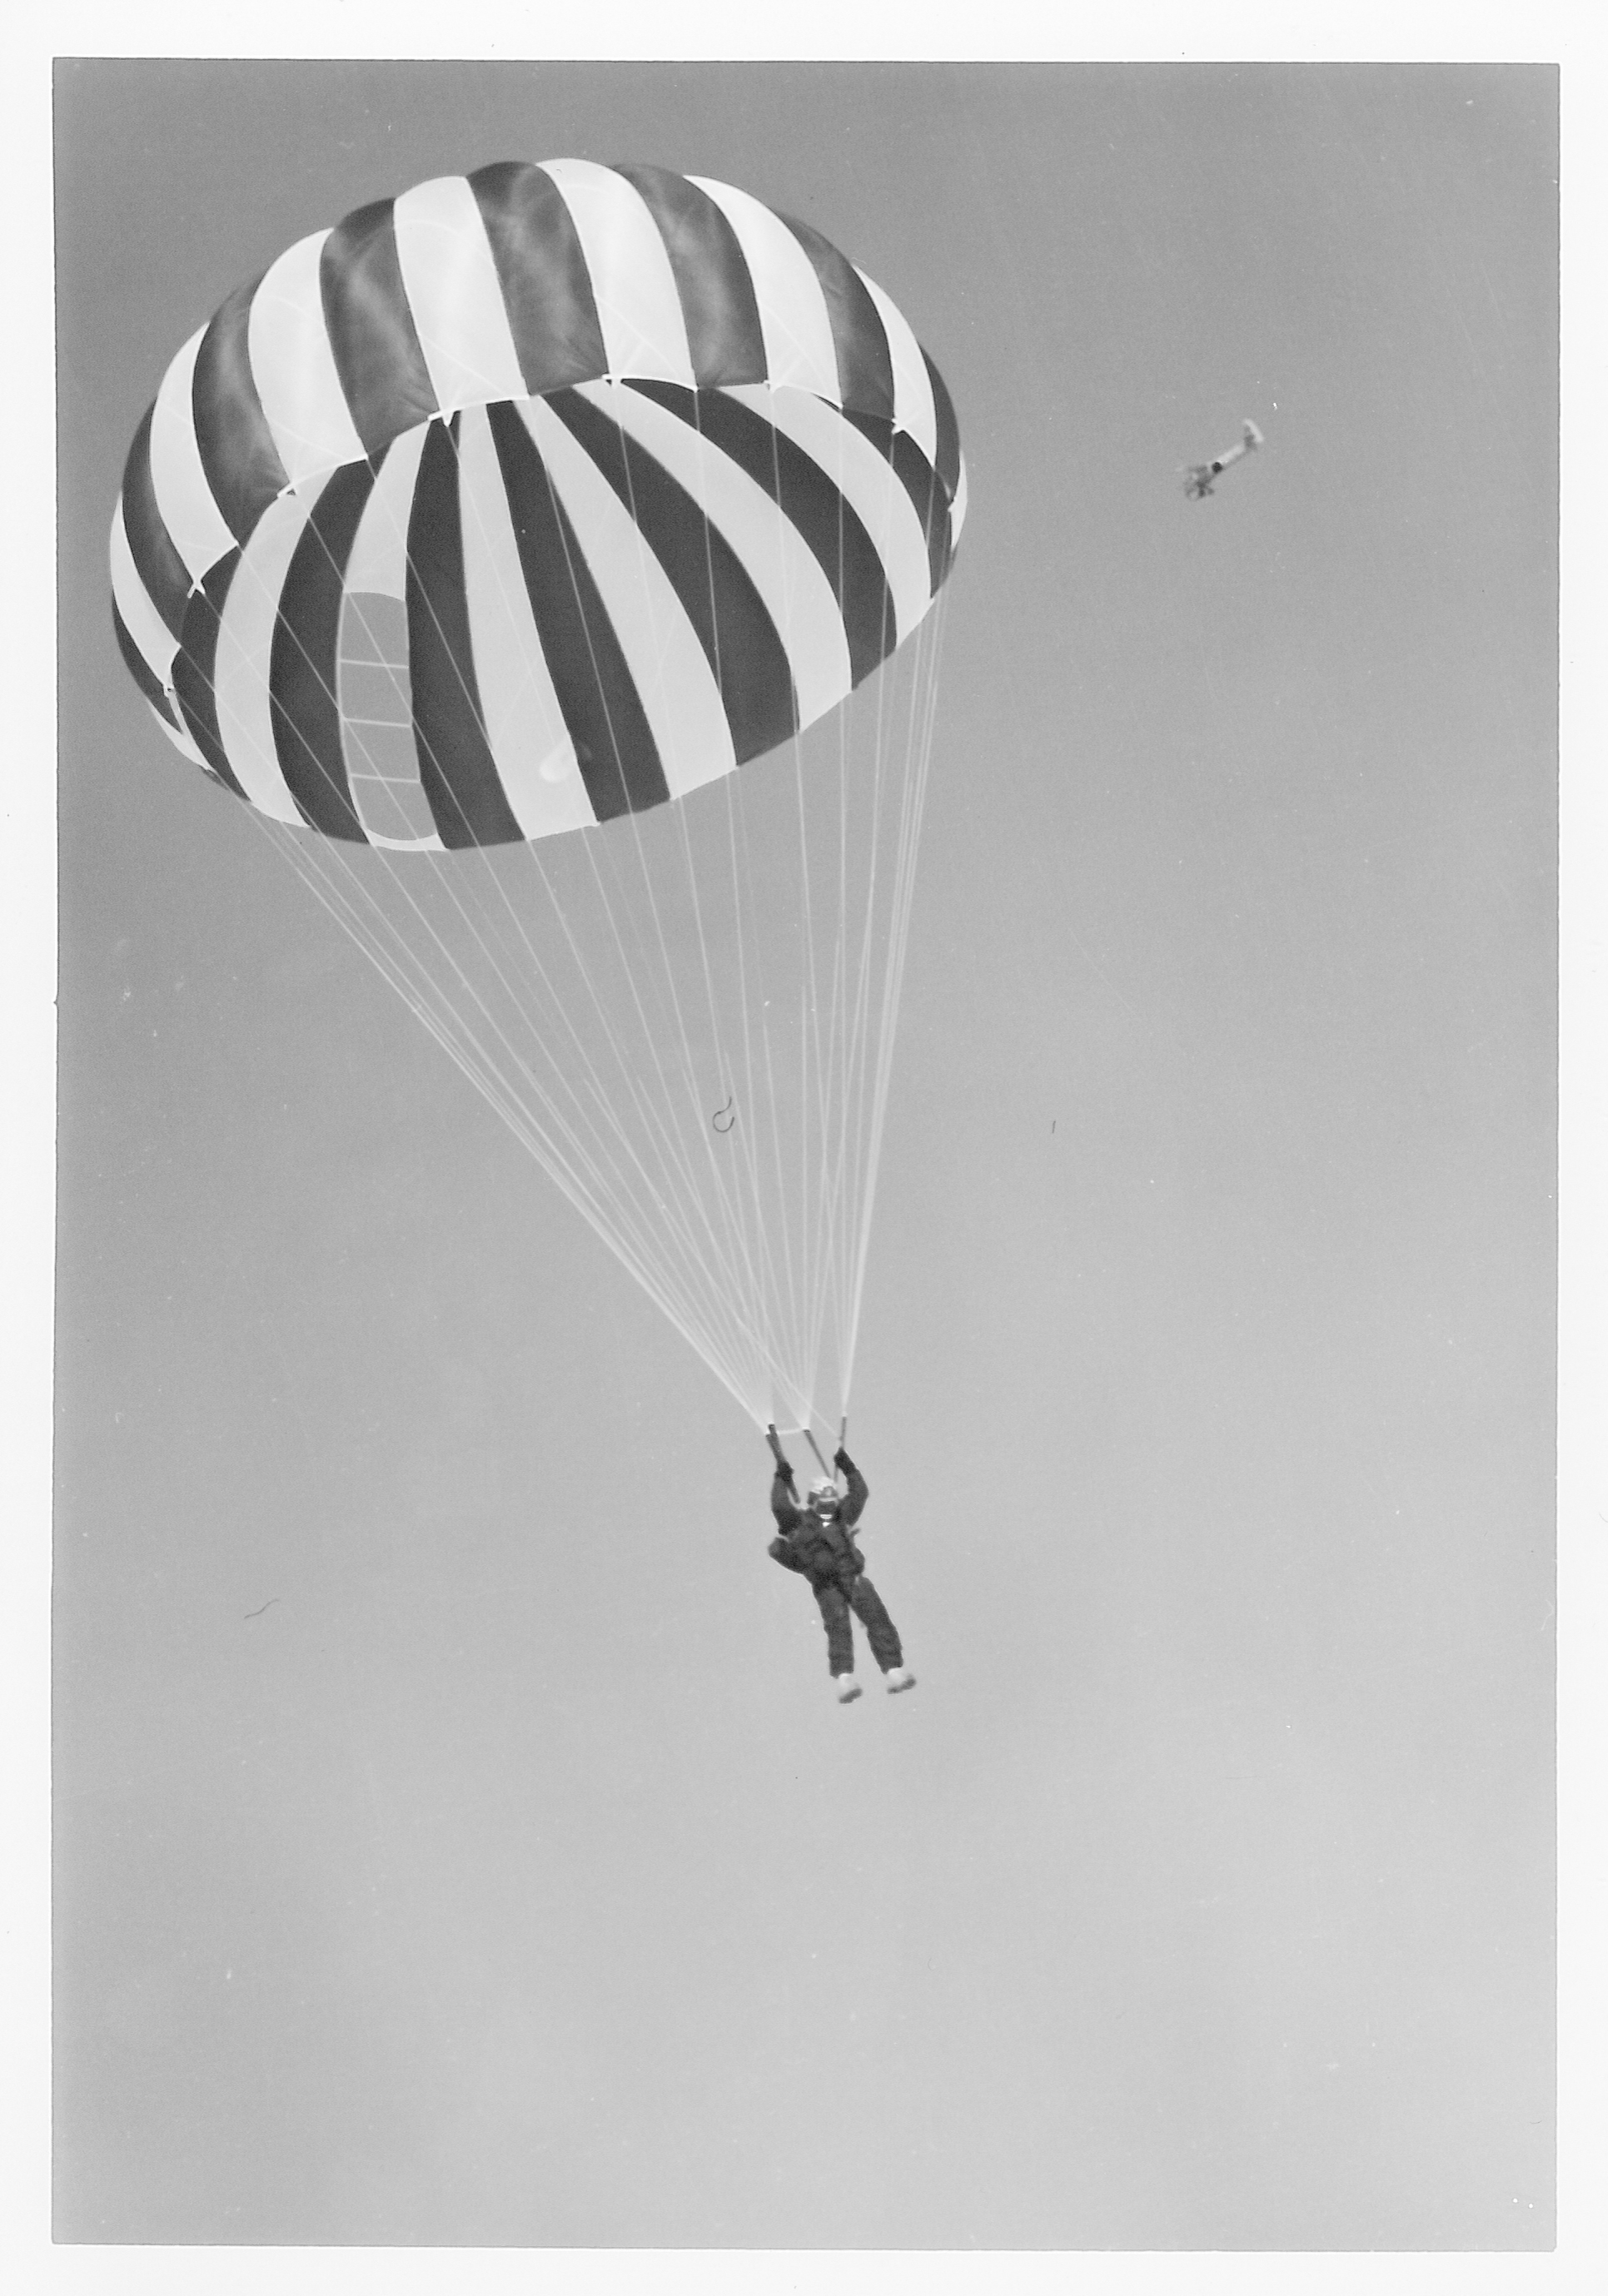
813, 1580, 855, 1677
848, 1575, 904, 1672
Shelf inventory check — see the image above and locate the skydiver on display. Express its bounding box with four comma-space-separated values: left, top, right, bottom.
766, 1434, 915, 1703
1185, 417, 1264, 500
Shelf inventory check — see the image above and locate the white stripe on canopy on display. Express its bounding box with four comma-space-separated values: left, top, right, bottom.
392, 176, 528, 415
343, 424, 429, 600
247, 231, 367, 488
950, 453, 969, 542
854, 269, 938, 465
540, 159, 696, 387
148, 326, 237, 583
688, 177, 840, 403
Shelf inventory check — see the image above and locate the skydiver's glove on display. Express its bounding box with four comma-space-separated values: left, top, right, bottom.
833, 1447, 852, 1472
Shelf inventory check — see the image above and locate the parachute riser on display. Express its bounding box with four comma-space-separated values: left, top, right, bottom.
768, 1414, 848, 1488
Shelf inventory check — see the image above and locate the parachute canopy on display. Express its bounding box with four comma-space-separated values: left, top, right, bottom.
110, 161, 965, 1437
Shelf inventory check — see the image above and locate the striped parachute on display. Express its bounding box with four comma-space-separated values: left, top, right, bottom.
110, 160, 965, 1439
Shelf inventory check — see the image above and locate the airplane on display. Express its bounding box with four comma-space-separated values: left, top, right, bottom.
1184, 418, 1264, 500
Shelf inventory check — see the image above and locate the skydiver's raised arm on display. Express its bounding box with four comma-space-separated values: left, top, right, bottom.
834, 1446, 869, 1528
766, 1423, 802, 1529
770, 1462, 803, 1533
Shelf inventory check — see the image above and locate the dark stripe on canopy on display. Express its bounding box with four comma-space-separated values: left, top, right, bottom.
888, 426, 953, 596
111, 601, 182, 732
545, 387, 798, 768
405, 419, 525, 849
320, 200, 438, 457
778, 211, 897, 424
923, 349, 963, 503
610, 164, 769, 390
171, 555, 250, 800
469, 163, 609, 400
843, 410, 952, 599
192, 277, 289, 544
120, 406, 192, 640
268, 460, 378, 842
485, 400, 669, 822
630, 383, 896, 688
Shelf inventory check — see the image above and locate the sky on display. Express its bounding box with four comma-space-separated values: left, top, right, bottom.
42, 51, 1563, 2266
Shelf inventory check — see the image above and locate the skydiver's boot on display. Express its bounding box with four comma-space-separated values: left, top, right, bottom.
834, 1673, 863, 1704
884, 1666, 917, 1694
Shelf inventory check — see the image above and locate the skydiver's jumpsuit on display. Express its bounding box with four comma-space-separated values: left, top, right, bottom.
769, 1450, 904, 1679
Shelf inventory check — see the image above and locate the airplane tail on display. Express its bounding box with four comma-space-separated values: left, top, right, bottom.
1242, 419, 1265, 450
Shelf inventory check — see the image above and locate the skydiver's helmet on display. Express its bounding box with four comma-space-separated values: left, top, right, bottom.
809, 1479, 840, 1515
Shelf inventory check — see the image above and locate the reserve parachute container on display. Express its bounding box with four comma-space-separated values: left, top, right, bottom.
110, 160, 966, 1441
